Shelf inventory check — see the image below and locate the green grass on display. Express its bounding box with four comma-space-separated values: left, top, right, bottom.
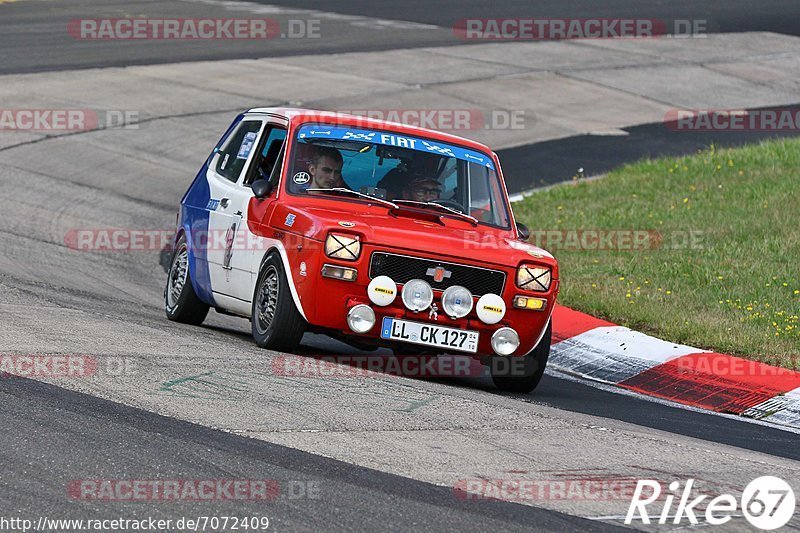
514, 139, 800, 368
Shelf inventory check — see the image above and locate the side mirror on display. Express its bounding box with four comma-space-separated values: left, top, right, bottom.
516, 222, 530, 241
252, 179, 274, 199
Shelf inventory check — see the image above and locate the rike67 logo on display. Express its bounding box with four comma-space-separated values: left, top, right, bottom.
626, 476, 796, 530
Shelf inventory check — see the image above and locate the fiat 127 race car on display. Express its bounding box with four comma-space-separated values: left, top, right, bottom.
165, 108, 559, 392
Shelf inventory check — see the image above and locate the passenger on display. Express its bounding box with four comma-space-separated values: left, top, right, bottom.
401, 176, 443, 202
378, 152, 441, 200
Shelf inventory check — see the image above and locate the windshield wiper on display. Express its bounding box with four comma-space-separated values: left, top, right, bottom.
306, 190, 479, 226
392, 200, 479, 226
306, 188, 398, 209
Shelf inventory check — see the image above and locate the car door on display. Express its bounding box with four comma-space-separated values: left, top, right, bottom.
206, 117, 287, 306
225, 122, 287, 303
206, 118, 263, 305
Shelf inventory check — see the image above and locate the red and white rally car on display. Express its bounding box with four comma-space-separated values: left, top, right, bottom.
165, 108, 558, 392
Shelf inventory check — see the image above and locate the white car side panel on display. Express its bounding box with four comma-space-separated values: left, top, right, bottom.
212, 293, 252, 317
211, 237, 308, 322
207, 120, 266, 302
205, 115, 307, 322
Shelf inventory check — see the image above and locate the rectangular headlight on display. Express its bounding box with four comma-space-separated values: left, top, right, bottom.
325, 233, 361, 261
516, 264, 551, 291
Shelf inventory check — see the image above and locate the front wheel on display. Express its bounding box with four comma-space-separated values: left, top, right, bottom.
490, 322, 551, 393
252, 253, 306, 352
165, 235, 210, 325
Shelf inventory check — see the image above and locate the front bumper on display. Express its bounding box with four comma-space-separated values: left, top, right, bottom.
339, 296, 552, 356
303, 252, 557, 357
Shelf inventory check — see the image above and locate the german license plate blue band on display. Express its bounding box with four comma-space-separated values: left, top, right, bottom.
381, 317, 394, 339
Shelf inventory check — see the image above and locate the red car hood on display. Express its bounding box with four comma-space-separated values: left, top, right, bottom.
269, 202, 558, 274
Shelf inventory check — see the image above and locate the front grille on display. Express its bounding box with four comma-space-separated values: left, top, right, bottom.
369, 252, 506, 296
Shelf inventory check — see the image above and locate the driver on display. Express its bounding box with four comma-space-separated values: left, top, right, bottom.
402, 176, 443, 202
308, 146, 345, 189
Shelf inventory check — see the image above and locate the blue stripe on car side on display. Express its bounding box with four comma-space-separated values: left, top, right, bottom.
182, 168, 215, 306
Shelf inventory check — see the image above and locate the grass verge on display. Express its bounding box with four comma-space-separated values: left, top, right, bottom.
514, 138, 800, 368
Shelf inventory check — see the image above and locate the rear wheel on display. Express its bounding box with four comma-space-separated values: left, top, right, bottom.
490, 322, 551, 393
252, 253, 306, 352
165, 235, 209, 325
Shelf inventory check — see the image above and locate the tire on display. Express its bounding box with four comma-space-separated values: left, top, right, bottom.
251, 253, 306, 352
165, 234, 210, 325
490, 322, 551, 393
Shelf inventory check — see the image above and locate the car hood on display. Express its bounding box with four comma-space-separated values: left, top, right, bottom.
270, 202, 557, 274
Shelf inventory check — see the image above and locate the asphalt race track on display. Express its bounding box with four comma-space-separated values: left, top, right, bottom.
1, 377, 606, 532
1, 1, 799, 531
1, 0, 800, 74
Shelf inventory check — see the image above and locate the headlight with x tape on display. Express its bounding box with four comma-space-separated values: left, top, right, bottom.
516, 264, 551, 292
325, 233, 361, 261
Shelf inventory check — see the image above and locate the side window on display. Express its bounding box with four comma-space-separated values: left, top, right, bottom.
469, 167, 491, 211
215, 121, 262, 182
261, 127, 287, 159
469, 164, 509, 227
244, 126, 287, 186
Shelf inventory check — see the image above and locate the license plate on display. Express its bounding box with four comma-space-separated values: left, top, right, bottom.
380, 317, 479, 353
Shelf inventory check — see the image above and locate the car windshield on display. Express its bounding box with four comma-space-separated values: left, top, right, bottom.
286, 124, 511, 228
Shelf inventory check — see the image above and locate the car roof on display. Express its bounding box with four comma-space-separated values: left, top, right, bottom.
245, 107, 496, 156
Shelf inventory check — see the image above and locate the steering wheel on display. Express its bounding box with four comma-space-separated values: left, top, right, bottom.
432, 199, 466, 213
